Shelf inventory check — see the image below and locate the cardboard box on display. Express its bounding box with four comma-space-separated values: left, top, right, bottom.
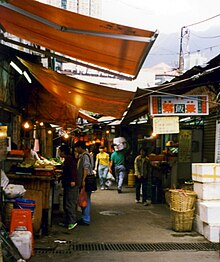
192, 163, 220, 183
113, 137, 127, 151
203, 223, 220, 243
193, 214, 204, 235
194, 182, 220, 200
195, 199, 203, 216
200, 201, 220, 224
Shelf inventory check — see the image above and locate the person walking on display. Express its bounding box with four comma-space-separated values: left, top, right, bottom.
94, 146, 109, 190
74, 141, 93, 225
58, 144, 78, 230
109, 148, 126, 193
134, 147, 152, 206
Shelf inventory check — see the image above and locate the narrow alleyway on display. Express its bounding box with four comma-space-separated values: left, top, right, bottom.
30, 186, 219, 261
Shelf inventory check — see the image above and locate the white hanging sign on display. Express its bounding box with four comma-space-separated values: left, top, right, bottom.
153, 116, 179, 134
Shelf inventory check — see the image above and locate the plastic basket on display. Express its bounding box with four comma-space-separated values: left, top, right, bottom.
10, 209, 34, 256
171, 208, 195, 232
15, 198, 36, 217
169, 189, 197, 211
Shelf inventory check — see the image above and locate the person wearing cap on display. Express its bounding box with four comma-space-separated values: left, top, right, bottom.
94, 146, 109, 190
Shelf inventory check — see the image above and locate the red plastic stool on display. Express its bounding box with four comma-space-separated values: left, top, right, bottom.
10, 209, 34, 255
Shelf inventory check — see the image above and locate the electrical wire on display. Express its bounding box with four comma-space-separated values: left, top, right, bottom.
188, 43, 220, 55
117, 0, 150, 13
178, 13, 220, 72
185, 13, 220, 28
134, 65, 220, 106
136, 87, 220, 106
190, 31, 220, 39
149, 53, 178, 56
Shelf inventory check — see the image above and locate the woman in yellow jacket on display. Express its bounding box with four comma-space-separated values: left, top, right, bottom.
94, 146, 109, 190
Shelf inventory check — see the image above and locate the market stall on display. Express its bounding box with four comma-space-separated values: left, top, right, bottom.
7, 169, 56, 235
2, 152, 62, 236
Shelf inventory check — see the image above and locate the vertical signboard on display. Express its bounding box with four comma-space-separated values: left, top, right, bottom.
178, 129, 192, 163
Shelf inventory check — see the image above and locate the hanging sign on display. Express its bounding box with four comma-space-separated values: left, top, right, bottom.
178, 130, 192, 163
150, 95, 209, 116
153, 116, 179, 134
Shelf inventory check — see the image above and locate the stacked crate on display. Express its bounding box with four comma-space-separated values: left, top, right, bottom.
192, 163, 220, 242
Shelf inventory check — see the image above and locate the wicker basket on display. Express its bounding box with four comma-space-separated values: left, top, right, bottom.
171, 208, 195, 232
169, 189, 197, 211
164, 188, 171, 206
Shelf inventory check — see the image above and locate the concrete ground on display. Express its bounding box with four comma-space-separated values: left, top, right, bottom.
30, 185, 220, 261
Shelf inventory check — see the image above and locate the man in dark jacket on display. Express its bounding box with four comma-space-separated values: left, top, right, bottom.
134, 147, 152, 206
59, 144, 78, 230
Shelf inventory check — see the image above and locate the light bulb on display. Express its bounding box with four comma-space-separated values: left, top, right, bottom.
64, 133, 69, 139
24, 122, 30, 129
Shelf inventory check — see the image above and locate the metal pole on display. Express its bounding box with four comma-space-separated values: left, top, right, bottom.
178, 26, 185, 74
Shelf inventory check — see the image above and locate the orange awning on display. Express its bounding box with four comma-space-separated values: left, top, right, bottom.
25, 84, 98, 125
0, 0, 158, 78
20, 58, 135, 119
26, 84, 79, 125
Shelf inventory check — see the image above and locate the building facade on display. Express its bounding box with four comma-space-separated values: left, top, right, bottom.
37, 0, 102, 17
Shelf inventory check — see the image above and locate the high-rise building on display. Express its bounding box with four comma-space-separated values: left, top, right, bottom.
37, 0, 102, 18
36, 0, 103, 74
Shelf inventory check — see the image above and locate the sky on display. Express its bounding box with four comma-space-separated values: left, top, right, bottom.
101, 0, 220, 34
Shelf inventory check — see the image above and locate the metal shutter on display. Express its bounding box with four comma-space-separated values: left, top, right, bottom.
203, 117, 216, 162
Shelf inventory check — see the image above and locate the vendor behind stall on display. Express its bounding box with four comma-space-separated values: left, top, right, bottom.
23, 146, 39, 159
22, 143, 40, 168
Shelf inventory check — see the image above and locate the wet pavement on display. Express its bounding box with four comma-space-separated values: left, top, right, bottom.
30, 186, 220, 261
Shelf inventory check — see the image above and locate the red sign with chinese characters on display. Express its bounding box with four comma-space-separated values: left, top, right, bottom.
150, 95, 209, 116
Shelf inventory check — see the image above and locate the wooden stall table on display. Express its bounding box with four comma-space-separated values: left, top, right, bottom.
7, 169, 56, 235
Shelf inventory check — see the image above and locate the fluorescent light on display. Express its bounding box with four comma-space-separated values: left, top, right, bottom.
10, 61, 22, 75
179, 117, 191, 122
10, 62, 32, 83
23, 71, 32, 83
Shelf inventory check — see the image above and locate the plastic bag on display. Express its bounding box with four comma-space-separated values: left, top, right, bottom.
105, 180, 112, 187
78, 188, 87, 208
106, 172, 115, 181
10, 230, 32, 260
4, 184, 26, 199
